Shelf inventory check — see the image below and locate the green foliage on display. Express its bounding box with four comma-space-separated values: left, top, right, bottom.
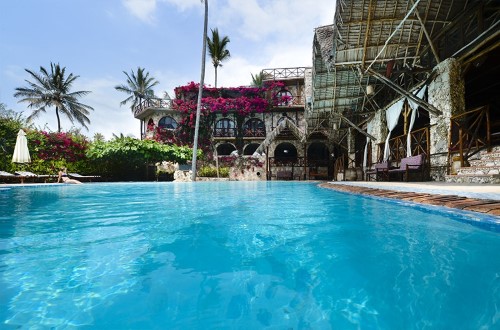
0, 104, 197, 180
115, 67, 160, 112
219, 167, 230, 177
207, 28, 231, 88
87, 137, 198, 180
0, 105, 29, 172
198, 165, 229, 178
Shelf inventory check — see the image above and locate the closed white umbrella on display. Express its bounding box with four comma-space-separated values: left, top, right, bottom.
12, 129, 31, 164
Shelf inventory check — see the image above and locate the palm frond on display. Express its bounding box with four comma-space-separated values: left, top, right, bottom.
14, 62, 94, 132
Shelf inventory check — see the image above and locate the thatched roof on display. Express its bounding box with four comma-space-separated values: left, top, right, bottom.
310, 0, 499, 134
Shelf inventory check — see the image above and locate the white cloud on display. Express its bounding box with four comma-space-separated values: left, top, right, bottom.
217, 0, 334, 42
163, 0, 205, 12
122, 0, 205, 22
122, 0, 157, 22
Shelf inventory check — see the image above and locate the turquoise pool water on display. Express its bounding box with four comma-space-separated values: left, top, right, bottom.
0, 182, 499, 329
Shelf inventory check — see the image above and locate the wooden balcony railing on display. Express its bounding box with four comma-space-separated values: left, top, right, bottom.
262, 67, 307, 80
243, 128, 266, 138
447, 105, 490, 171
377, 127, 430, 164
333, 154, 356, 181
214, 128, 237, 137
134, 98, 172, 117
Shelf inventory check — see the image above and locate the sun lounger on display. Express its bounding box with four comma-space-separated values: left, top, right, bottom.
0, 171, 18, 183
15, 171, 55, 183
68, 173, 101, 182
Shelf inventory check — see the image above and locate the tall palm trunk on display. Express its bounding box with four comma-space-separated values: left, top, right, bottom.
55, 106, 61, 132
214, 65, 218, 88
191, 0, 209, 181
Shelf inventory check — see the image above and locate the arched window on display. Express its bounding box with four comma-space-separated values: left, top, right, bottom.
215, 118, 236, 137
274, 142, 297, 163
217, 143, 236, 156
243, 143, 260, 156
243, 118, 265, 137
275, 89, 293, 106
158, 116, 178, 130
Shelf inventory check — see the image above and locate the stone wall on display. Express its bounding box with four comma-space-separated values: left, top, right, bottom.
304, 68, 313, 106
428, 58, 465, 180
367, 108, 387, 165
230, 165, 266, 181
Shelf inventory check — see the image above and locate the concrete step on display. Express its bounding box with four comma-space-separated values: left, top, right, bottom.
479, 150, 500, 159
445, 174, 500, 184
468, 159, 500, 167
457, 166, 500, 175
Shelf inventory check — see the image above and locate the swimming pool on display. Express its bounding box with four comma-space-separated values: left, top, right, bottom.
0, 182, 498, 329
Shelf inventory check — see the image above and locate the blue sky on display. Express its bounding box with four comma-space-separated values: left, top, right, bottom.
0, 0, 334, 139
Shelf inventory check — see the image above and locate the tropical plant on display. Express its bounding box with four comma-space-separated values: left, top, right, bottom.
251, 72, 265, 87
115, 67, 159, 112
0, 104, 29, 172
87, 137, 198, 180
207, 28, 230, 88
198, 165, 229, 177
93, 133, 106, 142
14, 63, 94, 132
25, 130, 90, 174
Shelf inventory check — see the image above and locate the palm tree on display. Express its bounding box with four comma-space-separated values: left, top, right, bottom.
14, 63, 94, 132
251, 72, 265, 87
191, 0, 209, 181
115, 67, 159, 112
207, 28, 230, 88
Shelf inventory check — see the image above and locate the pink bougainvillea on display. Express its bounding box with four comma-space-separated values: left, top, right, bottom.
169, 81, 290, 149
29, 131, 88, 162
172, 81, 288, 118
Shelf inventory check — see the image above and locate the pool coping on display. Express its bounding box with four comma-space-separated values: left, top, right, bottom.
319, 182, 500, 217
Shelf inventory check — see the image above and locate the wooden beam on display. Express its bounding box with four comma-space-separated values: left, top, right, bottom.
410, 0, 440, 63
332, 112, 377, 141
361, 0, 374, 68
365, 67, 442, 116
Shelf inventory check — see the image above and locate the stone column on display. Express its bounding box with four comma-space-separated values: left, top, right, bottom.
368, 109, 387, 164
428, 58, 465, 180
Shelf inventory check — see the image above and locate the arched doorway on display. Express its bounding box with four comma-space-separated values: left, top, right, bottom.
307, 142, 330, 180
274, 142, 297, 163
217, 143, 237, 156
243, 143, 260, 156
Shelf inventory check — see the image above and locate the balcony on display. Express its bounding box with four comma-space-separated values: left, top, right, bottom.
262, 67, 308, 80
134, 98, 172, 119
214, 128, 237, 138
243, 128, 266, 138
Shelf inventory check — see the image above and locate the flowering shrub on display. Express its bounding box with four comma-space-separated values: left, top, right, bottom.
29, 131, 88, 162
22, 130, 90, 174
